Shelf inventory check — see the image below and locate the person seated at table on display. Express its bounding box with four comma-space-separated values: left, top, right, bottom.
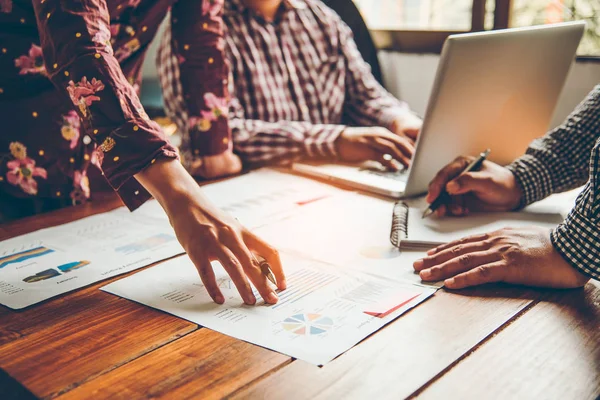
413, 85, 600, 289
158, 0, 423, 171
0, 0, 284, 305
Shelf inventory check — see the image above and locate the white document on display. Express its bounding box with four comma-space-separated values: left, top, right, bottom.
0, 209, 184, 309
102, 252, 435, 365
253, 192, 441, 287
133, 168, 346, 229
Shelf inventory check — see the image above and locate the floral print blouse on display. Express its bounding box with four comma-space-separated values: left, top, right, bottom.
0, 0, 230, 212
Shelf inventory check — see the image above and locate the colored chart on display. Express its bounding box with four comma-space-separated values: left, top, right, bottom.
23, 269, 61, 283
115, 234, 175, 255
58, 260, 90, 273
0, 246, 55, 269
282, 313, 334, 336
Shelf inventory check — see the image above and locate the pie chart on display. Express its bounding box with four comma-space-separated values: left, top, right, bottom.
281, 313, 334, 336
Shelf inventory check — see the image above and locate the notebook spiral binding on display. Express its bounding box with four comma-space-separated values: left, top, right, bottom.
390, 201, 409, 248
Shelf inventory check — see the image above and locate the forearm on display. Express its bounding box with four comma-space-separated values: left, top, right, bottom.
507, 85, 600, 206
167, 1, 231, 156
34, 0, 177, 210
135, 158, 214, 216
231, 119, 344, 163
550, 138, 600, 281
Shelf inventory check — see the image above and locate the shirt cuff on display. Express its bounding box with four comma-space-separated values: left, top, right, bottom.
378, 105, 412, 133
303, 124, 345, 159
551, 209, 600, 281
507, 154, 554, 208
102, 144, 179, 211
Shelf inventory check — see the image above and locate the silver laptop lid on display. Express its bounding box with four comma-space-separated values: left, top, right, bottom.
403, 21, 585, 198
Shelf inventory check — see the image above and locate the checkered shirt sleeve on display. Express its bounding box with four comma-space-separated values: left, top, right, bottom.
507, 85, 600, 280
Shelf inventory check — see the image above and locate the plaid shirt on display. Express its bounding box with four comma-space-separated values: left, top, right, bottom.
158, 0, 411, 164
507, 85, 600, 281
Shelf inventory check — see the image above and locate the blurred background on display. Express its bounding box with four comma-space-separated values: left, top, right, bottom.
141, 0, 600, 133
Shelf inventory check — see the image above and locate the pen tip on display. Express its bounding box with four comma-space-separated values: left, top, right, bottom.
422, 209, 432, 219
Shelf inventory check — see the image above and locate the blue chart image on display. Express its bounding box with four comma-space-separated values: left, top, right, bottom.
115, 234, 176, 255
0, 246, 55, 269
58, 260, 90, 273
22, 261, 90, 283
281, 313, 334, 336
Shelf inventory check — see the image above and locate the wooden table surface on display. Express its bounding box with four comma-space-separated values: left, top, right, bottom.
1, 192, 598, 400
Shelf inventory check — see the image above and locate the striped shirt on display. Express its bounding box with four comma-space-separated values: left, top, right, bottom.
507, 85, 600, 281
159, 0, 412, 164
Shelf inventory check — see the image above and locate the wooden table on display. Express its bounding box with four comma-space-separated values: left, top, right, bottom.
1, 192, 599, 400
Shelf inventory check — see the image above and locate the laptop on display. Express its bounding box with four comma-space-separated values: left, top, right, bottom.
291, 22, 585, 198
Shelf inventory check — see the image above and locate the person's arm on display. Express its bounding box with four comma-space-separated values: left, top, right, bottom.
413, 86, 600, 288
551, 138, 600, 281
228, 83, 344, 164
34, 0, 285, 304
34, 0, 176, 211
157, 5, 241, 179
507, 85, 600, 207
229, 87, 414, 168
335, 12, 421, 137
168, 1, 231, 156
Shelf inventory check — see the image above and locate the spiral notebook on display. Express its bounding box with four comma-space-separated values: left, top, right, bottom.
390, 202, 565, 250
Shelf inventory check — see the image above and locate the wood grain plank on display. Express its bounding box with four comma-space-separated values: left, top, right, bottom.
0, 286, 197, 399
416, 281, 600, 400
231, 286, 537, 400
0, 264, 177, 346
57, 329, 291, 400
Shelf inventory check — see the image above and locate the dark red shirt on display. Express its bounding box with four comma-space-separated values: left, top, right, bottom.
0, 0, 230, 213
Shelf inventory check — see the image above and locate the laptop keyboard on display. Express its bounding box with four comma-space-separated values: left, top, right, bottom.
358, 165, 409, 181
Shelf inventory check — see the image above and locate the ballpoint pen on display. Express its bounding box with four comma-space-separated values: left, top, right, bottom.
422, 148, 491, 219
255, 255, 277, 286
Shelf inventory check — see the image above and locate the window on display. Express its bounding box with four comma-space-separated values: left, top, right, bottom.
511, 0, 600, 57
352, 0, 474, 31
354, 0, 600, 57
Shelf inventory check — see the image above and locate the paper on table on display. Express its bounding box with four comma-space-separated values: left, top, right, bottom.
101, 252, 435, 365
0, 209, 184, 309
133, 168, 346, 229
253, 192, 442, 288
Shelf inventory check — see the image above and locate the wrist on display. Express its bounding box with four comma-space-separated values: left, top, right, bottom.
135, 159, 200, 211
508, 170, 526, 210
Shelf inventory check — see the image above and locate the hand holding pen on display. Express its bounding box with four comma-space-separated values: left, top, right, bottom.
423, 149, 525, 218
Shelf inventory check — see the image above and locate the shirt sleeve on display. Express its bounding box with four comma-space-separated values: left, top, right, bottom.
507, 85, 600, 206
551, 136, 600, 281
336, 15, 412, 131
33, 0, 178, 211
506, 85, 600, 281
228, 76, 344, 164
168, 0, 231, 157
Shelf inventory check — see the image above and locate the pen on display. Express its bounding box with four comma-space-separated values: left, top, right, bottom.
422, 148, 491, 219
255, 255, 277, 286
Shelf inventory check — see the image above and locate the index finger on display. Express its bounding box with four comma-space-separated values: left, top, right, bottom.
427, 156, 472, 203
244, 231, 287, 291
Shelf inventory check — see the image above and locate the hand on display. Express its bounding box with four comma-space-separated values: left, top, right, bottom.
390, 113, 423, 141
190, 150, 242, 180
336, 127, 415, 169
136, 159, 286, 305
427, 156, 524, 217
413, 226, 589, 289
